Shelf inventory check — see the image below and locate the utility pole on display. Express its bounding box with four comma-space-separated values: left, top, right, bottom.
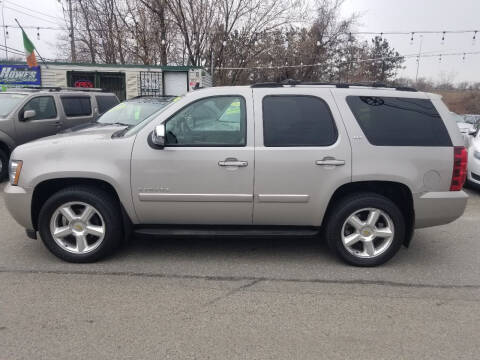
68, 0, 76, 62
210, 47, 214, 86
1, 1, 7, 59
415, 35, 424, 83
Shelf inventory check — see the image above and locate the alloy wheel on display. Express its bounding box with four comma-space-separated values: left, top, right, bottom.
341, 207, 395, 258
49, 202, 106, 254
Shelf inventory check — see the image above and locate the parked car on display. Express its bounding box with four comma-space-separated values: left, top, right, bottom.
96, 96, 175, 126
463, 114, 480, 127
63, 96, 175, 133
452, 112, 476, 147
4, 83, 468, 266
467, 130, 480, 187
0, 88, 119, 179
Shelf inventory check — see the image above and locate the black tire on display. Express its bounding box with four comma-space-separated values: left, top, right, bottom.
0, 149, 8, 181
38, 186, 123, 263
325, 193, 405, 267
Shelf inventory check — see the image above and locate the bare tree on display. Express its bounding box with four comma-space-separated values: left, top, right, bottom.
58, 0, 405, 85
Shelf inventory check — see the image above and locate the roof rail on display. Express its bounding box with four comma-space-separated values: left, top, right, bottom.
15, 86, 105, 92
251, 82, 283, 88
393, 86, 418, 92
56, 87, 104, 92
250, 80, 418, 92
131, 95, 176, 100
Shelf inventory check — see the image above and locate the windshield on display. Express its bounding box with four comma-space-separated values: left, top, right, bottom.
123, 99, 179, 137
0, 93, 27, 117
97, 99, 173, 126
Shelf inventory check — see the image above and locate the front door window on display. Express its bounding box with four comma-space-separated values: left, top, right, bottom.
165, 96, 246, 146
21, 96, 57, 121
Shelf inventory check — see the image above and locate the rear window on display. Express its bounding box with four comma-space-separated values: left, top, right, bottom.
96, 95, 119, 114
61, 96, 92, 117
263, 95, 338, 147
346, 96, 452, 146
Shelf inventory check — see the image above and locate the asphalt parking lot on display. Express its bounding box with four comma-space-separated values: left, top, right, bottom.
1, 182, 479, 359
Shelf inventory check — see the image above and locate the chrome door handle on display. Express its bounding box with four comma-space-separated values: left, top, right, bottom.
218, 158, 248, 167
316, 158, 345, 166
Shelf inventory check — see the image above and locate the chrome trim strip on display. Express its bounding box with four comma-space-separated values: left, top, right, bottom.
256, 194, 310, 203
139, 193, 253, 202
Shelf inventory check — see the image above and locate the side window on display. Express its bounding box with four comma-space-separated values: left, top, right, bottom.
61, 96, 92, 117
346, 96, 452, 146
21, 96, 57, 120
96, 95, 119, 114
165, 96, 246, 146
262, 95, 338, 147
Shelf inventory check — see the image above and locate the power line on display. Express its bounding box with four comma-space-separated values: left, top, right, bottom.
353, 30, 478, 36
0, 44, 25, 57
0, 43, 56, 61
2, 5, 61, 26
0, 23, 478, 37
213, 50, 480, 71
3, 0, 64, 22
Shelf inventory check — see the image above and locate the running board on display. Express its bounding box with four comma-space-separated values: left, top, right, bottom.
134, 226, 320, 237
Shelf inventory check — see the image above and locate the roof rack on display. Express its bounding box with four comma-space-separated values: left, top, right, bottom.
130, 95, 176, 100
12, 86, 105, 92
250, 80, 418, 92
250, 82, 284, 88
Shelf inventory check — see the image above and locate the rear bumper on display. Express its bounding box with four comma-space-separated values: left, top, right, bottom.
413, 190, 468, 228
4, 183, 33, 230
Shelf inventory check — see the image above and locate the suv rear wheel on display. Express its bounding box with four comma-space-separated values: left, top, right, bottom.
38, 186, 123, 263
325, 193, 405, 267
0, 149, 8, 181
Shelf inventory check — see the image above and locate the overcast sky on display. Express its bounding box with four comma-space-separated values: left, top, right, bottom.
1, 0, 479, 83
341, 0, 480, 83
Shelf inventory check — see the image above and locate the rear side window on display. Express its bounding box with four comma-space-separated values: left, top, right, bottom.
346, 96, 452, 146
61, 96, 92, 117
96, 95, 119, 114
262, 95, 337, 147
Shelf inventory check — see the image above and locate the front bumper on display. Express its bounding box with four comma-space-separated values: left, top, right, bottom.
467, 170, 480, 185
4, 183, 33, 230
467, 150, 480, 185
413, 190, 468, 228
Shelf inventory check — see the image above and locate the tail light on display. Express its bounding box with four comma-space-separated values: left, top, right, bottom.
450, 146, 467, 191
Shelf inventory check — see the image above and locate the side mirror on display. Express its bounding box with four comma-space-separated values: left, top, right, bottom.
468, 129, 477, 136
23, 109, 36, 120
149, 124, 165, 149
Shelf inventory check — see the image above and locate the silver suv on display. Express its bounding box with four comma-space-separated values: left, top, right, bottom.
4, 83, 468, 266
0, 88, 119, 179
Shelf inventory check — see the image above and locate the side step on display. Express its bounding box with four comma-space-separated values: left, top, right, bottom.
134, 225, 320, 238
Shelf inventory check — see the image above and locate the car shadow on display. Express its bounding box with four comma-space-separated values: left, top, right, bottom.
115, 233, 335, 263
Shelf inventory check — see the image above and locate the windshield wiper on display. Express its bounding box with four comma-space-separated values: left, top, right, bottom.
98, 122, 133, 127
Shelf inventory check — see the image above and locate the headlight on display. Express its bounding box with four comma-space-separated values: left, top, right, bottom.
474, 151, 480, 160
9, 160, 23, 186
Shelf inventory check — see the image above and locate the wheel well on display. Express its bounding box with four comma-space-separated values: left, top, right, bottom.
0, 141, 10, 157
31, 178, 121, 231
322, 181, 415, 246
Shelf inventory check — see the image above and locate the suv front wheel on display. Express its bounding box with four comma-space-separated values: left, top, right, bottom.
38, 186, 123, 263
325, 193, 405, 267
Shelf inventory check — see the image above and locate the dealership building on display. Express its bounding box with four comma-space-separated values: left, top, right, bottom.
0, 62, 211, 100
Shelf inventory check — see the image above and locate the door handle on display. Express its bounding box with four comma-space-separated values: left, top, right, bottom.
218, 158, 248, 167
316, 157, 345, 166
